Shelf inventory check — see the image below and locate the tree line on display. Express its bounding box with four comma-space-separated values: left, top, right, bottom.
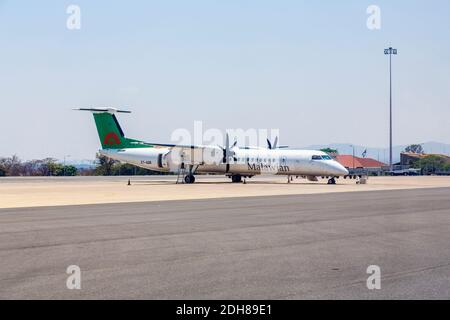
411, 155, 450, 175
0, 155, 163, 177
0, 156, 79, 177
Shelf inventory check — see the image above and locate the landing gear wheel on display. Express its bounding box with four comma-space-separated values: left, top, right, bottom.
231, 174, 242, 183
327, 177, 336, 185
184, 175, 195, 184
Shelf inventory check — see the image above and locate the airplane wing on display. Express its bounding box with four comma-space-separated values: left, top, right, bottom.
131, 141, 223, 165
168, 145, 223, 165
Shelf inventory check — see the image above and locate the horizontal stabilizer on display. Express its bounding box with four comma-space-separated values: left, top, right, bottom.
74, 107, 131, 114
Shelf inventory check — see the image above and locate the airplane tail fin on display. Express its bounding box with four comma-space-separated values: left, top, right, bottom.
75, 108, 150, 149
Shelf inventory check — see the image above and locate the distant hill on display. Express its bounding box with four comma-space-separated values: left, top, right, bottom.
303, 142, 450, 164
60, 159, 97, 170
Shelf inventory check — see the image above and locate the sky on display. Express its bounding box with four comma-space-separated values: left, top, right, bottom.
0, 0, 449, 160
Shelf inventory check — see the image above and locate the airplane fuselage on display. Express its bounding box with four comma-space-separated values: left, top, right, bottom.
100, 147, 349, 177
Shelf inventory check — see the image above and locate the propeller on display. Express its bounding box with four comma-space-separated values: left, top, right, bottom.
221, 134, 237, 172
267, 137, 290, 149
267, 137, 278, 150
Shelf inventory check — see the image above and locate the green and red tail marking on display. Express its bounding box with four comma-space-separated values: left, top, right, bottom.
93, 112, 151, 149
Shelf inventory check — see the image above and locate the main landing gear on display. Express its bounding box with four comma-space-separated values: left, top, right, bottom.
184, 174, 196, 184
231, 174, 242, 183
327, 177, 337, 185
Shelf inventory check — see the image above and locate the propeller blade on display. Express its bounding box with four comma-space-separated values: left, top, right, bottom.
222, 134, 230, 163
267, 139, 272, 150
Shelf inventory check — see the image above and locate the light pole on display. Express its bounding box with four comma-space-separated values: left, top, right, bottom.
384, 47, 397, 171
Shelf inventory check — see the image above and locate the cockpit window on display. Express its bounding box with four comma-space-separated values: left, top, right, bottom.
312, 155, 332, 160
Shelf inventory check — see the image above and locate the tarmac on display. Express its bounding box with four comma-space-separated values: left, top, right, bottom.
2, 175, 450, 209
0, 186, 449, 299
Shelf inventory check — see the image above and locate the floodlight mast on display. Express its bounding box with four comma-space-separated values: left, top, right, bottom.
384, 47, 397, 171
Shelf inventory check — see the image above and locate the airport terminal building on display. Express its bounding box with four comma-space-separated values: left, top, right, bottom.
335, 155, 386, 175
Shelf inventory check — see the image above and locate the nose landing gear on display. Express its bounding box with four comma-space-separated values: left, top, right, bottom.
184, 174, 196, 184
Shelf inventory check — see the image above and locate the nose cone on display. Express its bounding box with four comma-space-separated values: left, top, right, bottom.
330, 161, 349, 176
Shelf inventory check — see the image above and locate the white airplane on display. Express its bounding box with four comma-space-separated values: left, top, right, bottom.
77, 108, 349, 184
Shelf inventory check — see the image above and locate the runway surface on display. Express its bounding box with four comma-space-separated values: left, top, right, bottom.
2, 175, 450, 209
1, 188, 450, 299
